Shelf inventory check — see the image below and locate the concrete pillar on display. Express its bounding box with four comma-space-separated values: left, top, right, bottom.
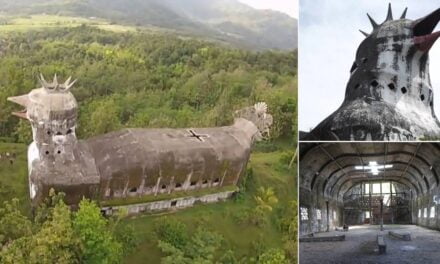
380, 198, 384, 231
390, 187, 394, 224
326, 201, 330, 232
409, 190, 413, 224
369, 184, 372, 225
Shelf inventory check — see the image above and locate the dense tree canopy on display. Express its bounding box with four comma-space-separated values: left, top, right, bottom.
0, 26, 297, 143
0, 193, 127, 264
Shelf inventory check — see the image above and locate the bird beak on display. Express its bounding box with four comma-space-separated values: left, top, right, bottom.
7, 94, 29, 119
413, 8, 440, 52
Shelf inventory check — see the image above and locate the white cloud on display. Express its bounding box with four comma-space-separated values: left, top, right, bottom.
299, 0, 440, 131
238, 0, 298, 18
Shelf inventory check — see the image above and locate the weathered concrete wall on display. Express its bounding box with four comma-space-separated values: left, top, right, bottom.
299, 187, 343, 235
412, 189, 440, 230
101, 190, 235, 215
86, 127, 251, 203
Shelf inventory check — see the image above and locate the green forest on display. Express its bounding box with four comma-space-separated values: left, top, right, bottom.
0, 25, 297, 263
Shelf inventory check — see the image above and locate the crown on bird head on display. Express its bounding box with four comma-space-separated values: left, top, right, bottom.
38, 73, 77, 92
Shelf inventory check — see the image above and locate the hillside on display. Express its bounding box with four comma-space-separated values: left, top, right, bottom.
0, 0, 297, 50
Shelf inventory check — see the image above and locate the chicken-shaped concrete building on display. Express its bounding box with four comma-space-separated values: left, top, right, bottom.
8, 74, 272, 213
306, 5, 440, 141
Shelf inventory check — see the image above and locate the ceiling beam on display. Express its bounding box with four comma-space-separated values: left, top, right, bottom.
309, 150, 437, 190
321, 161, 428, 195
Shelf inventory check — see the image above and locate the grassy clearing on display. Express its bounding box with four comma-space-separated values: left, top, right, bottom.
0, 143, 30, 214
0, 15, 136, 33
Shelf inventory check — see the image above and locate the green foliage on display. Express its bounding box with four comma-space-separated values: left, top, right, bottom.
1, 200, 79, 264
279, 201, 297, 263
158, 227, 224, 264
114, 225, 138, 256
184, 227, 223, 261
73, 199, 123, 264
253, 141, 280, 153
219, 250, 238, 264
13, 119, 32, 144
27, 201, 78, 264
258, 248, 288, 264
0, 198, 32, 245
249, 187, 279, 227
279, 150, 295, 169
254, 187, 279, 212
154, 218, 189, 250
234, 167, 253, 202
81, 98, 122, 136
0, 194, 126, 264
251, 235, 268, 259
0, 143, 30, 214
34, 188, 66, 225
0, 26, 296, 143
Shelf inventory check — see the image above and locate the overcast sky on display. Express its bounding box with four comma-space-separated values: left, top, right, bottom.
238, 0, 298, 18
299, 1, 440, 131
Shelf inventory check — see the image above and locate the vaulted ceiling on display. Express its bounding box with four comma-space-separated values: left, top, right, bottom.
299, 143, 440, 201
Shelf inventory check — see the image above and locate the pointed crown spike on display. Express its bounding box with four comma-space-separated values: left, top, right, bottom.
53, 73, 58, 85
38, 73, 49, 88
400, 7, 408, 19
64, 76, 72, 84
65, 79, 77, 91
367, 13, 379, 29
38, 73, 77, 92
386, 3, 393, 21
359, 30, 369, 37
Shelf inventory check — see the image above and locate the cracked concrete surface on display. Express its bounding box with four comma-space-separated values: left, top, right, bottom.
300, 225, 440, 264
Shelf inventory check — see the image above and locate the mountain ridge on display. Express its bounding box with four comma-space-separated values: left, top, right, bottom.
0, 0, 297, 50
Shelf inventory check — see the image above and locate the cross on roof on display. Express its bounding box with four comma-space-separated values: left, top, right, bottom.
355, 161, 393, 176
187, 129, 209, 142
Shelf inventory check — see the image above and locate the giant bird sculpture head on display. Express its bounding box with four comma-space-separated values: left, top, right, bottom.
234, 102, 273, 140
7, 74, 78, 141
347, 4, 440, 109
307, 4, 440, 141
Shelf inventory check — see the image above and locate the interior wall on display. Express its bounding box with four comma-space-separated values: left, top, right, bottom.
299, 143, 440, 235
412, 188, 440, 230
299, 187, 343, 235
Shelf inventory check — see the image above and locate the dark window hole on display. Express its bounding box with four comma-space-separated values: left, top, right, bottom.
421, 94, 425, 101
56, 132, 62, 136
401, 87, 407, 94
161, 184, 167, 189
214, 178, 220, 183
129, 187, 137, 193
45, 151, 49, 155
203, 180, 208, 184
47, 131, 51, 135
370, 80, 379, 87
190, 181, 197, 186
430, 101, 433, 107
66, 129, 72, 134
388, 83, 395, 90
171, 200, 177, 207
176, 183, 182, 188
57, 150, 61, 154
